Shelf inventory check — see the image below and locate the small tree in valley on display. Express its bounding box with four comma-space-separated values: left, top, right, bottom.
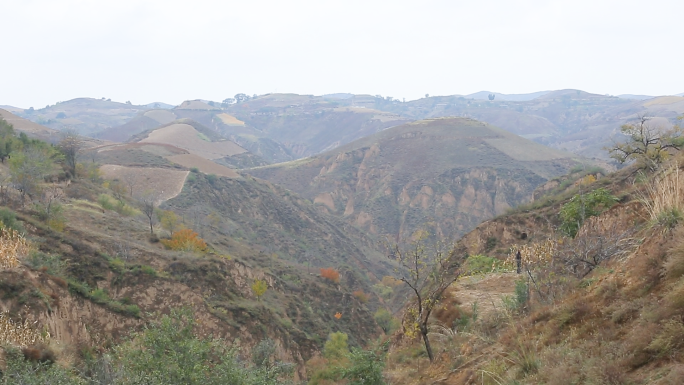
251, 279, 268, 301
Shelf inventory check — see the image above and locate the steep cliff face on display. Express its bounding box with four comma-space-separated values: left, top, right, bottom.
249, 117, 582, 241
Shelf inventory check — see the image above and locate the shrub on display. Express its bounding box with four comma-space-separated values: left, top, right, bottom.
25, 251, 67, 276
374, 308, 399, 334
463, 254, 507, 276
320, 267, 340, 283
161, 229, 207, 252
98, 194, 115, 210
323, 332, 348, 360
0, 207, 24, 233
352, 290, 369, 303
340, 348, 385, 385
665, 236, 684, 279
373, 283, 393, 299
559, 188, 618, 237
647, 319, 684, 357
251, 279, 268, 301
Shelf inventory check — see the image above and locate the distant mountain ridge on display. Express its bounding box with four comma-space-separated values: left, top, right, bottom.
464, 90, 550, 101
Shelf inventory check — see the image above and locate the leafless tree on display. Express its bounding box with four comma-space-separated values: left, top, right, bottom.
386, 231, 460, 362
58, 129, 85, 178
121, 172, 138, 197
139, 192, 157, 235
554, 219, 638, 278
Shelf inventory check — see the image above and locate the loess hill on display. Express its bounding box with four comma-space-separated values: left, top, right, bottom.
248, 117, 583, 241
0, 115, 395, 377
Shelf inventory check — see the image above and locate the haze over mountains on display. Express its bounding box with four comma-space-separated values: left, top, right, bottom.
2, 85, 684, 382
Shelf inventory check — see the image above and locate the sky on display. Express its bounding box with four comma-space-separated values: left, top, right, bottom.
1, 0, 683, 108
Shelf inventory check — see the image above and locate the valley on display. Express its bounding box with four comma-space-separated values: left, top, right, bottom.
0, 90, 683, 384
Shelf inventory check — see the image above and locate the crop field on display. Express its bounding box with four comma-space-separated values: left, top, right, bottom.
143, 109, 177, 124
139, 123, 247, 159
644, 96, 684, 106
217, 113, 245, 126
166, 154, 240, 178
99, 164, 189, 203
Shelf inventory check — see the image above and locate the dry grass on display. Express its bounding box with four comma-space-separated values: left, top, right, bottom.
637, 166, 684, 229
0, 312, 49, 347
0, 228, 30, 270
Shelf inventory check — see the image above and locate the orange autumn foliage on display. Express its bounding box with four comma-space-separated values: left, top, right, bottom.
334, 312, 342, 319
161, 229, 207, 252
320, 267, 340, 283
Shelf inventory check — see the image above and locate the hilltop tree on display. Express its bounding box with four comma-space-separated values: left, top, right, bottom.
58, 128, 84, 178
607, 115, 684, 170
234, 94, 249, 103
386, 230, 459, 362
488, 93, 495, 101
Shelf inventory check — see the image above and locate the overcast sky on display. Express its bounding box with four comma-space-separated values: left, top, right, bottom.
2, 0, 682, 108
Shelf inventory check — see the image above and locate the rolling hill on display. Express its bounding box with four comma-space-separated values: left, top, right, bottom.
127, 118, 269, 169
248, 117, 582, 241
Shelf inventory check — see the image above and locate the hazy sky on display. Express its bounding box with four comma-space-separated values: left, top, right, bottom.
2, 0, 683, 108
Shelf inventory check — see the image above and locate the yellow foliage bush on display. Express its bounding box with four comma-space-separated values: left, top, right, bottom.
161, 229, 207, 252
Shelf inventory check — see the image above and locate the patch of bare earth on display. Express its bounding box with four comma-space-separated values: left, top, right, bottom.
99, 164, 189, 203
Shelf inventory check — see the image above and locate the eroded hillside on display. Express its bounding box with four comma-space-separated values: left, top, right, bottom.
249, 117, 582, 241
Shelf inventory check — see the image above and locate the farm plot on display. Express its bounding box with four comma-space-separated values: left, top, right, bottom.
140, 123, 247, 159
100, 165, 189, 203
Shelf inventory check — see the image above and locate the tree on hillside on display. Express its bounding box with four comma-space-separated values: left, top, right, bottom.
58, 128, 84, 178
9, 147, 55, 202
121, 171, 138, 197
0, 118, 16, 163
607, 115, 684, 170
221, 98, 235, 107
139, 192, 157, 236
386, 230, 460, 362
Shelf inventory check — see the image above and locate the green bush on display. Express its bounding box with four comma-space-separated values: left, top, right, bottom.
0, 207, 24, 233
98, 194, 115, 210
323, 332, 349, 360
24, 251, 67, 276
559, 188, 618, 237
340, 348, 385, 385
463, 254, 507, 275
374, 308, 399, 334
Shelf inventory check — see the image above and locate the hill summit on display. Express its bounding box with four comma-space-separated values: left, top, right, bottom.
248, 117, 582, 240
